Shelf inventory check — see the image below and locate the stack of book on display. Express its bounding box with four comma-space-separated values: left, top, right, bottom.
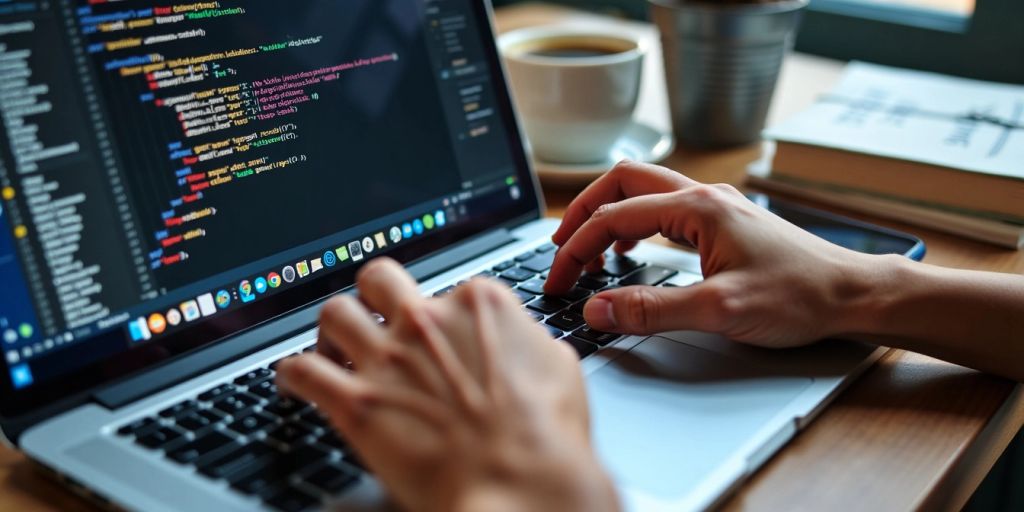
750, 62, 1024, 249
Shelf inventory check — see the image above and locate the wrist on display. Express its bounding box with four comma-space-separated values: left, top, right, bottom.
829, 252, 911, 338
449, 444, 619, 512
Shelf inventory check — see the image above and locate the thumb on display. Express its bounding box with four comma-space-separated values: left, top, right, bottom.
582, 282, 729, 335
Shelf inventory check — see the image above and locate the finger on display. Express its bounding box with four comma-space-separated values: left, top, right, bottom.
547, 191, 701, 294
277, 354, 449, 435
551, 160, 694, 247
614, 240, 638, 255
356, 258, 421, 321
276, 354, 365, 428
583, 279, 736, 335
318, 295, 387, 369
584, 253, 605, 275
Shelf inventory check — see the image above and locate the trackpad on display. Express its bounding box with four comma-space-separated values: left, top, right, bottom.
588, 336, 812, 504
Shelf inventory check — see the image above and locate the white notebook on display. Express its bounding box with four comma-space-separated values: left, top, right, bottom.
764, 62, 1024, 180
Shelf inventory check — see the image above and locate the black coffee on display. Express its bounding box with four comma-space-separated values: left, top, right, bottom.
528, 45, 621, 59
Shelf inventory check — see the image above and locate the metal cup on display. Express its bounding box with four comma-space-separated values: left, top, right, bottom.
649, 0, 808, 147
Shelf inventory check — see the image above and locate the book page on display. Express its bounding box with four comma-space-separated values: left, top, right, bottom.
764, 62, 1024, 180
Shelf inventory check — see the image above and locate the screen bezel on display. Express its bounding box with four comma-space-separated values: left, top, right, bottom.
0, 1, 541, 418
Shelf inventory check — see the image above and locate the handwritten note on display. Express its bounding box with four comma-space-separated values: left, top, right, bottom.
764, 62, 1024, 180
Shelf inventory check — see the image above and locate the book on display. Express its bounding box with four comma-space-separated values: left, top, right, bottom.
747, 155, 1024, 249
764, 62, 1024, 223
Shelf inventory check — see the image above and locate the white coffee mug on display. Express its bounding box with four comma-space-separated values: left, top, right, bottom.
499, 28, 645, 164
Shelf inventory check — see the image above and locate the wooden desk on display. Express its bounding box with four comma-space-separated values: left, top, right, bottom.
1, 3, 1021, 512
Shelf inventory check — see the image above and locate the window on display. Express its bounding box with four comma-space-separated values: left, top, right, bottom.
797, 0, 1024, 82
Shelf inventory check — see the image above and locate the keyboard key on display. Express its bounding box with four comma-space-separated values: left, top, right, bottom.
577, 275, 610, 290
264, 484, 319, 512
563, 286, 592, 302
232, 443, 333, 492
136, 427, 185, 450
178, 409, 226, 432
213, 392, 261, 417
231, 466, 285, 496
290, 442, 333, 464
500, 267, 535, 282
228, 412, 277, 436
602, 257, 645, 277
198, 441, 274, 480
572, 326, 622, 346
492, 260, 515, 271
617, 265, 678, 287
517, 278, 546, 295
525, 296, 569, 314
159, 400, 199, 419
433, 285, 456, 297
304, 462, 359, 494
546, 311, 586, 332
248, 379, 278, 399
476, 270, 497, 279
535, 242, 556, 253
264, 396, 311, 419
525, 310, 544, 322
198, 383, 237, 402
520, 253, 555, 273
543, 324, 564, 338
168, 430, 237, 464
562, 336, 599, 359
514, 251, 535, 262
318, 431, 349, 452
118, 417, 158, 437
510, 288, 535, 304
299, 409, 328, 428
267, 423, 314, 446
569, 300, 588, 315
235, 368, 274, 386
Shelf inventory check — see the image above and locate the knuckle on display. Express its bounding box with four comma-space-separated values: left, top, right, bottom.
609, 159, 635, 176
592, 203, 617, 221
625, 288, 659, 332
702, 282, 742, 328
687, 184, 720, 202
712, 183, 740, 196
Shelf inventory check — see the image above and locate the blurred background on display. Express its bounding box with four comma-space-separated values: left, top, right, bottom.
492, 0, 1022, 82
493, 1, 1023, 511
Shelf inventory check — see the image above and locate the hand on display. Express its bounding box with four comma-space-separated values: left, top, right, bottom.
545, 161, 878, 348
277, 258, 618, 512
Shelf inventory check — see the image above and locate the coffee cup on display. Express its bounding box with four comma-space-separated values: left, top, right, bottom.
499, 28, 645, 164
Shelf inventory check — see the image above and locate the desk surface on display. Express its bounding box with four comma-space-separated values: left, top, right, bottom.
2, 3, 1023, 511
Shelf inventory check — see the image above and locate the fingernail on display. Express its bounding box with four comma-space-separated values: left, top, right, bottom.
586, 298, 617, 329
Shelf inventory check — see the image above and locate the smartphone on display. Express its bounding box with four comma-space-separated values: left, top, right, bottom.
748, 194, 927, 262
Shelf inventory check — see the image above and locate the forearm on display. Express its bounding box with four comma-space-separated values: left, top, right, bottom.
841, 254, 1024, 382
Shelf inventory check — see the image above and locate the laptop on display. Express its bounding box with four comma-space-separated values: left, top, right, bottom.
0, 1, 918, 511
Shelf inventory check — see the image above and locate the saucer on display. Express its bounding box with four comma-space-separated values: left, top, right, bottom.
533, 121, 675, 187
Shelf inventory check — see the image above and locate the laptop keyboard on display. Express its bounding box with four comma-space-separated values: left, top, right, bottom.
115, 243, 681, 511
453, 242, 679, 359
117, 348, 360, 512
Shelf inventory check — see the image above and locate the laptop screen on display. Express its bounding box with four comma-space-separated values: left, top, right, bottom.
0, 0, 537, 413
